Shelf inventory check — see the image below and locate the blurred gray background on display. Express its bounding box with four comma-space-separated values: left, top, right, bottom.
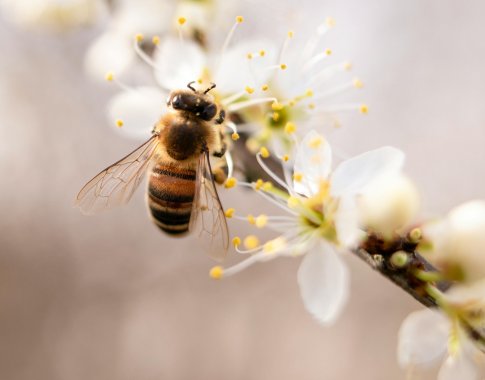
1, 1, 485, 379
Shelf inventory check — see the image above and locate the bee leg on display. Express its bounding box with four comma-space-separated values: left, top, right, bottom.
212, 161, 228, 184
215, 110, 225, 125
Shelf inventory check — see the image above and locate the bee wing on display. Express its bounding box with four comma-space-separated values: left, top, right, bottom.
75, 134, 159, 214
189, 150, 230, 261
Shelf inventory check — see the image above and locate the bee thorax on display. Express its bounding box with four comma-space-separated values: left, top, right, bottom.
165, 121, 206, 161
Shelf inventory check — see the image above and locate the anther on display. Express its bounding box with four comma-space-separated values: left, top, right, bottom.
178, 17, 186, 25
280, 63, 287, 70
115, 119, 124, 128
244, 235, 260, 250
259, 50, 266, 57
259, 147, 270, 158
261, 84, 269, 91
284, 122, 296, 134
359, 104, 369, 114
236, 16, 244, 23
325, 17, 336, 28
255, 215, 268, 228
135, 33, 144, 42
324, 48, 332, 56
293, 172, 303, 182
271, 101, 284, 111
232, 236, 242, 247
231, 132, 240, 141
353, 78, 364, 89
245, 86, 254, 94
224, 177, 237, 188
105, 72, 114, 81
343, 61, 352, 71
210, 266, 224, 279
225, 208, 235, 218
247, 214, 256, 225
254, 179, 264, 190
152, 36, 160, 45
247, 53, 253, 60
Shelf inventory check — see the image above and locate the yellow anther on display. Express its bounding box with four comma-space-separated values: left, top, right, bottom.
236, 15, 244, 23
287, 196, 300, 209
308, 103, 316, 110
353, 78, 364, 89
247, 214, 256, 225
343, 61, 352, 71
280, 63, 287, 70
284, 122, 296, 134
245, 86, 254, 94
261, 84, 269, 91
225, 208, 235, 218
209, 266, 224, 280
255, 215, 268, 228
263, 237, 287, 254
325, 48, 332, 56
293, 172, 303, 182
231, 132, 240, 141
232, 236, 242, 247
135, 33, 144, 42
105, 72, 114, 81
305, 89, 314, 97
288, 100, 296, 107
325, 17, 336, 28
308, 136, 324, 149
259, 50, 266, 57
288, 30, 294, 38
259, 147, 270, 158
115, 119, 124, 128
359, 104, 369, 114
243, 235, 260, 250
152, 36, 160, 45
224, 177, 237, 188
262, 181, 273, 191
409, 228, 422, 243
272, 112, 280, 122
282, 154, 289, 162
271, 101, 284, 111
178, 17, 186, 25
246, 53, 253, 60
255, 179, 264, 190
197, 78, 203, 84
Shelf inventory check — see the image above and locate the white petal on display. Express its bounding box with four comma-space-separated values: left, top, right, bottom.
297, 242, 349, 325
153, 37, 206, 90
438, 353, 479, 380
107, 87, 167, 140
397, 309, 449, 367
293, 130, 332, 197
214, 39, 278, 94
331, 147, 405, 197
84, 32, 135, 80
334, 196, 362, 247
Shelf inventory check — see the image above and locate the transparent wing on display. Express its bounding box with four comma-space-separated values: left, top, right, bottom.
75, 135, 159, 214
189, 150, 230, 261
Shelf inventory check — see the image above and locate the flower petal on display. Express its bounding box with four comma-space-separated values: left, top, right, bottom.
153, 37, 206, 90
438, 353, 479, 380
84, 31, 135, 80
107, 87, 167, 139
331, 147, 405, 197
297, 242, 349, 325
214, 39, 277, 94
293, 130, 332, 197
334, 195, 362, 247
397, 309, 449, 367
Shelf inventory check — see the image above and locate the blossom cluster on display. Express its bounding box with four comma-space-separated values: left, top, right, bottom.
12, 1, 484, 378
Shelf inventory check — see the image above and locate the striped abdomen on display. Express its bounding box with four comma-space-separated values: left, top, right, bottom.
147, 163, 196, 235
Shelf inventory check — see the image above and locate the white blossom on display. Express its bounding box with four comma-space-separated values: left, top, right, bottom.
213, 130, 405, 324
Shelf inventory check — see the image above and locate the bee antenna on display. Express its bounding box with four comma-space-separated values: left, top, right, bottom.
204, 83, 216, 94
187, 81, 197, 92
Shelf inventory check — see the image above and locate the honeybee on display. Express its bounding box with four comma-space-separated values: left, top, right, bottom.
75, 82, 229, 261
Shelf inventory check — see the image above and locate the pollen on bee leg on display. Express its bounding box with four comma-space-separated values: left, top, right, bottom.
224, 177, 237, 189
209, 266, 224, 280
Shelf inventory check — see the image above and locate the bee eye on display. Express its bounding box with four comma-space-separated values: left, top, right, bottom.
171, 95, 182, 109
201, 103, 217, 121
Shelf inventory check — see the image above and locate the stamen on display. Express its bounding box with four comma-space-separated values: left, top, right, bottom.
256, 153, 291, 192
220, 16, 244, 59
209, 266, 224, 279
221, 90, 246, 106
227, 97, 277, 112
302, 18, 336, 61
277, 30, 294, 66
105, 71, 134, 92
177, 17, 186, 42
133, 35, 161, 72
115, 119, 124, 128
225, 208, 235, 218
244, 235, 260, 250
319, 103, 369, 114
259, 146, 270, 158
302, 48, 332, 73
225, 150, 234, 179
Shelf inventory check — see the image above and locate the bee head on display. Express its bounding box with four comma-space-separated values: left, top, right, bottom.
167, 82, 218, 121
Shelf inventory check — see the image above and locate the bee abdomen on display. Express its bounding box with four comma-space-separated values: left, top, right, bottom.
147, 164, 196, 235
